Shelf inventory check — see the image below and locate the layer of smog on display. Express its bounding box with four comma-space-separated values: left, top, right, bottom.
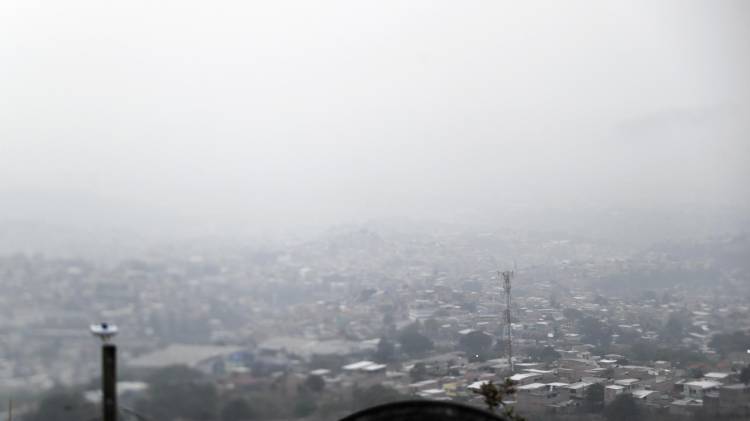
1, 1, 749, 421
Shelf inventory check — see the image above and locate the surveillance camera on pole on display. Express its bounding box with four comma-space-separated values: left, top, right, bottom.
90, 323, 118, 343
90, 322, 118, 421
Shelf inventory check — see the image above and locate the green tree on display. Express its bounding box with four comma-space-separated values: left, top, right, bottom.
242, 391, 286, 419
398, 325, 434, 356
603, 394, 639, 421
628, 340, 706, 367
662, 312, 689, 344
461, 301, 478, 312
527, 345, 561, 364
293, 395, 318, 418
460, 331, 493, 360
549, 292, 560, 309
309, 354, 348, 371
146, 364, 205, 386
473, 379, 524, 421
563, 308, 584, 321
374, 337, 396, 363
352, 384, 406, 411
25, 390, 97, 421
493, 338, 507, 356
475, 380, 504, 412
740, 366, 750, 385
579, 316, 613, 349
584, 383, 604, 413
136, 365, 219, 421
409, 362, 428, 381
689, 367, 705, 379
709, 331, 750, 356
304, 374, 325, 393
424, 318, 441, 336
221, 398, 256, 421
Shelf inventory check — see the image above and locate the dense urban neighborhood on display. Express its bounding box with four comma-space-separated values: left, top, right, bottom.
2, 225, 749, 420
2, 0, 748, 419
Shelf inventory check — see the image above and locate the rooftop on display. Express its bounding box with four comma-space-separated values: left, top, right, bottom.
509, 373, 541, 381
632, 390, 658, 399
127, 344, 244, 368
566, 382, 592, 390
517, 383, 547, 390
703, 372, 732, 380
684, 380, 722, 389
343, 361, 377, 371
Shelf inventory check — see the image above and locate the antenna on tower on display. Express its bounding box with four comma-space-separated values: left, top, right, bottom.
501, 269, 514, 373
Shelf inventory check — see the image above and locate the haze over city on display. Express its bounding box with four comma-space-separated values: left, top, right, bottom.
2, 1, 749, 251
0, 2, 749, 421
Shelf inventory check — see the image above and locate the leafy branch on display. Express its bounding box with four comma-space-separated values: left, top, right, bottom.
473, 379, 525, 421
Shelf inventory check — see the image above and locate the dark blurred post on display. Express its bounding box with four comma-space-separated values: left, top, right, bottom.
91, 323, 119, 421
102, 343, 117, 421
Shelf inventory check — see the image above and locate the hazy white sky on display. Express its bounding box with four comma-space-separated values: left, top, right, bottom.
1, 1, 748, 234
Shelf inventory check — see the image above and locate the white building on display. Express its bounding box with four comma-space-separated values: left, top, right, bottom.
683, 380, 722, 399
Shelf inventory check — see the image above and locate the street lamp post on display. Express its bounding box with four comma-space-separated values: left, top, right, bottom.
91, 323, 118, 421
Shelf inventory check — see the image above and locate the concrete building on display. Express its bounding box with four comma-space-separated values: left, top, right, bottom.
604, 385, 625, 403
563, 381, 593, 402
703, 383, 750, 418
683, 380, 722, 399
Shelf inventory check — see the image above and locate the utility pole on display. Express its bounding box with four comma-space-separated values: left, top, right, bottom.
91, 323, 118, 421
501, 270, 514, 373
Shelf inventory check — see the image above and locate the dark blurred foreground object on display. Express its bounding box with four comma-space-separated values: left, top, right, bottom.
340, 400, 510, 421
91, 323, 119, 421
